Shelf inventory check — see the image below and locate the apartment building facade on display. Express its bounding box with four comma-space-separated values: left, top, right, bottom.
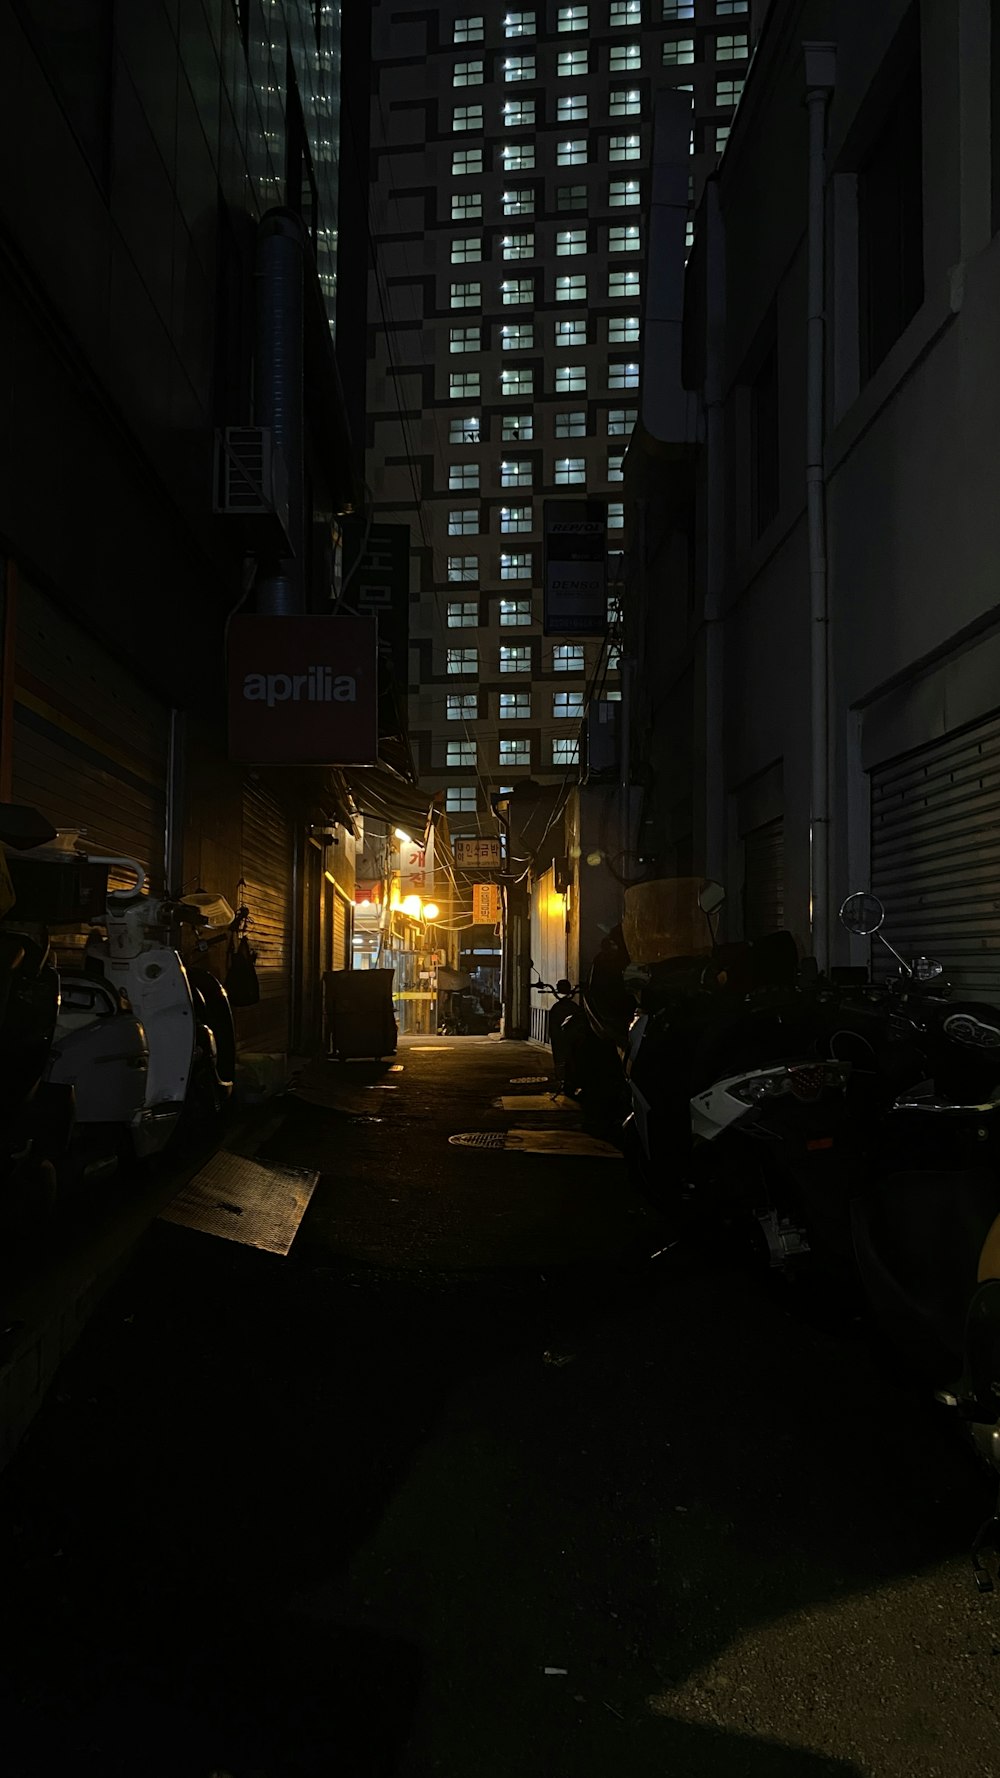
366, 0, 758, 862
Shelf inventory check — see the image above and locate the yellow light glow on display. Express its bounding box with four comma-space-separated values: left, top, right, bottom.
423, 902, 440, 921
390, 884, 402, 909
548, 892, 566, 918
401, 894, 422, 917
394, 828, 412, 843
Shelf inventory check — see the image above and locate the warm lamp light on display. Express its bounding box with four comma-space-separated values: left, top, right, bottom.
394, 828, 412, 843
401, 893, 422, 917
423, 902, 440, 921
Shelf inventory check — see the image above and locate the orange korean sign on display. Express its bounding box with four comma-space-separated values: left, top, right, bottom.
472, 882, 502, 924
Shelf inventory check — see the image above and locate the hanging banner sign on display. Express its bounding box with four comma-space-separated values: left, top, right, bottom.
455, 837, 503, 870
472, 882, 502, 924
228, 615, 378, 764
543, 500, 608, 637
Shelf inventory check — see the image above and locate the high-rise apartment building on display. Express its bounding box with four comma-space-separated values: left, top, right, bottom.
366, 0, 754, 855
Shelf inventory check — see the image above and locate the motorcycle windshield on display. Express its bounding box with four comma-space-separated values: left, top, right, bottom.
622, 877, 714, 966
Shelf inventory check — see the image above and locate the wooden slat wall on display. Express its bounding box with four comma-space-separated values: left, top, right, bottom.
240, 776, 293, 1053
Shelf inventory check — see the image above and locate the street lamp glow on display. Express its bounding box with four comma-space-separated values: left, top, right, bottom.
394, 828, 412, 843
423, 903, 440, 921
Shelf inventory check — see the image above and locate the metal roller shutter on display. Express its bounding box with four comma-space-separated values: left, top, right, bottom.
332, 887, 350, 971
743, 818, 784, 938
870, 712, 1000, 999
12, 574, 168, 871
241, 777, 293, 1052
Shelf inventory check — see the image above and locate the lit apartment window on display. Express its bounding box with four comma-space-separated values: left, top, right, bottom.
607, 407, 636, 434
608, 501, 624, 528
610, 0, 640, 22
609, 42, 641, 70
446, 786, 478, 814
500, 598, 532, 624
716, 0, 748, 13
454, 16, 484, 41
505, 9, 536, 34
609, 178, 640, 205
661, 0, 693, 17
557, 139, 587, 165
500, 505, 532, 532
607, 452, 624, 481
500, 647, 532, 676
553, 691, 585, 719
609, 268, 640, 299
452, 236, 482, 264
558, 94, 588, 122
717, 32, 750, 59
552, 737, 580, 765
449, 416, 480, 444
503, 188, 535, 215
501, 321, 534, 350
448, 509, 479, 535
454, 59, 484, 85
450, 325, 481, 353
556, 228, 587, 255
556, 184, 587, 211
558, 48, 588, 75
556, 273, 587, 301
453, 104, 483, 131
500, 459, 533, 487
450, 281, 481, 309
503, 98, 536, 128
685, 217, 695, 251
607, 594, 622, 623
555, 409, 586, 437
447, 692, 478, 719
504, 53, 536, 80
500, 367, 534, 397
447, 646, 478, 674
610, 225, 640, 252
502, 412, 533, 440
447, 739, 477, 765
557, 4, 588, 29
555, 457, 586, 484
503, 231, 535, 259
609, 134, 640, 160
555, 364, 586, 392
610, 89, 641, 117
500, 552, 531, 579
452, 191, 483, 221
607, 642, 622, 669
663, 37, 694, 64
448, 600, 479, 627
555, 317, 587, 347
553, 643, 584, 670
501, 142, 535, 170
608, 361, 639, 389
500, 737, 530, 765
448, 554, 478, 580
452, 147, 483, 175
608, 314, 639, 344
502, 277, 533, 305
716, 78, 745, 106
449, 462, 480, 489
450, 370, 481, 398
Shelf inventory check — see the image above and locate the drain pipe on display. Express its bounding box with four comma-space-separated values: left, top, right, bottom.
255, 209, 306, 614
804, 45, 837, 971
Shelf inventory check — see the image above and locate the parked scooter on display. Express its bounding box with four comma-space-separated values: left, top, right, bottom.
534, 975, 628, 1118
6, 836, 236, 1169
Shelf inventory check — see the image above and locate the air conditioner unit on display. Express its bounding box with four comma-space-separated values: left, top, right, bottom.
584, 698, 621, 780
213, 426, 292, 553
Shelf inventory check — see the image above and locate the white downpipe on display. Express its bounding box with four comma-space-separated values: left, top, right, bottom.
804, 45, 836, 971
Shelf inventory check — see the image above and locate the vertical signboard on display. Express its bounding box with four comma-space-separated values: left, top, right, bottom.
340, 520, 410, 695
543, 500, 608, 637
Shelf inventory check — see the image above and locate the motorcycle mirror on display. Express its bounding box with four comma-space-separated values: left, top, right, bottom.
699, 881, 726, 916
839, 891, 885, 937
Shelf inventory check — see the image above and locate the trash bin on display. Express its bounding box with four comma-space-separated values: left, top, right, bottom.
323, 968, 398, 1060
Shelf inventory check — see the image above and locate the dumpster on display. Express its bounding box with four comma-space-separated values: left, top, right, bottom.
323, 968, 398, 1060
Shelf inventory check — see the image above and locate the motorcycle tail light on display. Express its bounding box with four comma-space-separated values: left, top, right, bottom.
787, 1061, 851, 1100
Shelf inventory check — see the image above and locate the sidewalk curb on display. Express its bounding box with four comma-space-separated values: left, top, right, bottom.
0, 1098, 288, 1476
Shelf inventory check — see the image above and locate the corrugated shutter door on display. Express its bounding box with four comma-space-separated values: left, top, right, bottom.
333, 889, 348, 971
743, 818, 784, 938
870, 712, 1000, 999
12, 575, 168, 870
241, 778, 292, 1052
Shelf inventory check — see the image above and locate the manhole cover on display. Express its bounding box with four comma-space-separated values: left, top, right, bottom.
449, 1132, 506, 1149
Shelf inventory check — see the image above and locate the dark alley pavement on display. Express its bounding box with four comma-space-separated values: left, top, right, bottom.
2, 1035, 1000, 1777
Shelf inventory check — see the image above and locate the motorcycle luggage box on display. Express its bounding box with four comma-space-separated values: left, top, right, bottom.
6, 855, 109, 926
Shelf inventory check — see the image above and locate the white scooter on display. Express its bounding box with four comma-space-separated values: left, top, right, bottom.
26, 836, 236, 1164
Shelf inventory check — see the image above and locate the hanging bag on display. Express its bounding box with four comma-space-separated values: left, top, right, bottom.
225, 894, 260, 1007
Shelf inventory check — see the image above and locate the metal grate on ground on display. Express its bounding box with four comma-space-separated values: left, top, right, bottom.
159, 1150, 319, 1254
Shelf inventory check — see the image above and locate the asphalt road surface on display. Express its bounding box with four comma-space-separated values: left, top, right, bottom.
1, 1035, 999, 1777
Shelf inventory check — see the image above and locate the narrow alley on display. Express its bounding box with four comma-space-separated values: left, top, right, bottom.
1, 1037, 998, 1778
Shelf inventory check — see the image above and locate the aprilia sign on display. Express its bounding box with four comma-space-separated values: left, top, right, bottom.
228, 615, 378, 764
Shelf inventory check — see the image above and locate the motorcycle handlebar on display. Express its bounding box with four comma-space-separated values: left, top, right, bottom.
85, 856, 148, 902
